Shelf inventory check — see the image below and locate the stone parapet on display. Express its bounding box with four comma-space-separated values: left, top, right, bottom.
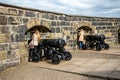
0, 2, 120, 70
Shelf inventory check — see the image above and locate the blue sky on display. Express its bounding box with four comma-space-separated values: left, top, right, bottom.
0, 0, 120, 18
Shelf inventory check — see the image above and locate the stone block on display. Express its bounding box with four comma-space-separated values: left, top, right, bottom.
65, 22, 70, 26
7, 8, 18, 15
11, 26, 19, 33
72, 17, 78, 21
16, 34, 20, 42
42, 13, 48, 18
23, 18, 29, 24
47, 33, 63, 39
7, 50, 16, 59
11, 34, 16, 42
105, 32, 112, 38
56, 22, 60, 26
0, 43, 9, 51
18, 25, 27, 33
36, 12, 41, 18
50, 28, 55, 33
54, 15, 58, 20
63, 27, 68, 30
20, 33, 25, 41
59, 16, 65, 20
0, 26, 2, 33
0, 59, 20, 70
68, 27, 73, 30
0, 50, 7, 60
3, 44, 9, 50
41, 20, 50, 29
101, 26, 106, 29
51, 21, 56, 26
38, 13, 42, 18
0, 34, 5, 43
0, 64, 6, 71
0, 6, 6, 14
8, 16, 22, 24
18, 10, 24, 16
25, 11, 35, 17
65, 17, 70, 21
49, 15, 55, 20
5, 59, 20, 68
0, 44, 4, 51
0, 16, 7, 25
66, 36, 70, 40
9, 42, 19, 50
60, 22, 65, 26
5, 34, 10, 42
1, 26, 10, 33
16, 42, 28, 63
26, 19, 40, 29
56, 27, 60, 33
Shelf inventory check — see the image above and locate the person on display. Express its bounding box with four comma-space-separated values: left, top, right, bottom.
27, 31, 34, 62
28, 29, 41, 62
78, 29, 84, 49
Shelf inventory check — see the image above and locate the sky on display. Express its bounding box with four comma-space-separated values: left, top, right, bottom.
0, 0, 120, 18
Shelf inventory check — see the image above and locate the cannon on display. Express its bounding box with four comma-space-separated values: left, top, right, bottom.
83, 34, 110, 51
39, 38, 72, 64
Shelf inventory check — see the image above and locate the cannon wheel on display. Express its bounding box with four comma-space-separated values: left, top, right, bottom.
45, 48, 54, 60
64, 52, 72, 61
96, 45, 102, 51
104, 43, 110, 50
56, 53, 64, 60
52, 54, 61, 64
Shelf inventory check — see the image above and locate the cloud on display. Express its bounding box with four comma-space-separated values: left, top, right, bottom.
0, 0, 120, 17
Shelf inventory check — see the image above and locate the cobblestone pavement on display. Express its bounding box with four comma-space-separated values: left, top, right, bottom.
0, 64, 104, 80
0, 48, 120, 80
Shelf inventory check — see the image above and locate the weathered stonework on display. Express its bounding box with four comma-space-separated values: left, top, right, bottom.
5, 34, 10, 42
0, 51, 7, 60
0, 6, 6, 14
9, 42, 19, 50
0, 34, 5, 43
0, 2, 120, 70
8, 16, 22, 24
7, 8, 18, 15
0, 16, 7, 25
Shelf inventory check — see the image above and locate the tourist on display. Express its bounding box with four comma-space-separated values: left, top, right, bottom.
78, 29, 84, 49
28, 29, 41, 62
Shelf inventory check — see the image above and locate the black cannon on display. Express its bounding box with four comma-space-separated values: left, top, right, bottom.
83, 34, 110, 51
39, 38, 72, 64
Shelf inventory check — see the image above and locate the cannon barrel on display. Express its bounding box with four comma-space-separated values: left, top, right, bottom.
41, 38, 66, 48
85, 34, 105, 41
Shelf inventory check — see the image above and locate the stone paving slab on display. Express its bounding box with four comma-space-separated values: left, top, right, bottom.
108, 71, 120, 79
108, 64, 120, 79
89, 59, 107, 64
30, 58, 120, 79
89, 66, 114, 78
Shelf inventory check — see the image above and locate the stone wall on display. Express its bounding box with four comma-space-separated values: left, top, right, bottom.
0, 3, 120, 70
